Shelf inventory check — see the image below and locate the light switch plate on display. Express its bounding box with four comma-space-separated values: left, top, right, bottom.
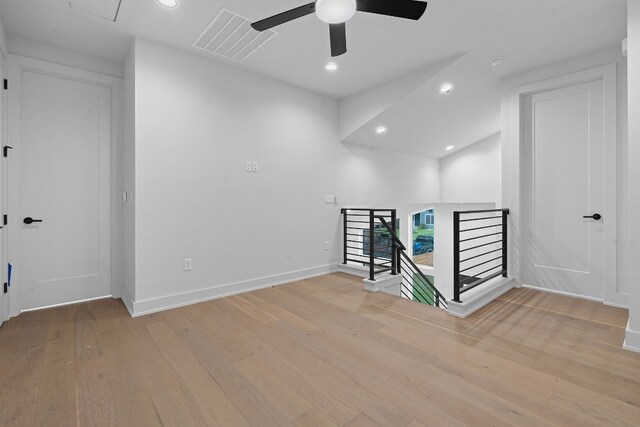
325, 194, 336, 204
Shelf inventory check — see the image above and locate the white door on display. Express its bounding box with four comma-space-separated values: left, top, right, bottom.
17, 70, 111, 310
0, 58, 6, 325
523, 80, 605, 300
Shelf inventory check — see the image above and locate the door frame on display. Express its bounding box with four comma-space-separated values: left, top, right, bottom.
7, 54, 123, 318
502, 63, 623, 307
0, 48, 7, 326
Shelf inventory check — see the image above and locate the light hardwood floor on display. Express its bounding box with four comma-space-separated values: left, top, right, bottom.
1, 272, 639, 426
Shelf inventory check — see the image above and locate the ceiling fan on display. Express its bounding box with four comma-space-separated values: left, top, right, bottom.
251, 0, 428, 57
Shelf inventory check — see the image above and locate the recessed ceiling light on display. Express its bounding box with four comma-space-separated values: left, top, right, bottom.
446, 145, 454, 151
376, 126, 387, 135
157, 0, 177, 7
490, 57, 504, 66
325, 62, 338, 72
316, 0, 357, 24
440, 82, 454, 94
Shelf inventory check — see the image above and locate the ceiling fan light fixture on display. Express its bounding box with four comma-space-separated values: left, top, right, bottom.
157, 0, 178, 8
316, 0, 357, 24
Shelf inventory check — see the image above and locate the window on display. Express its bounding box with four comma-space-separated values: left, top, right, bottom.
412, 209, 434, 267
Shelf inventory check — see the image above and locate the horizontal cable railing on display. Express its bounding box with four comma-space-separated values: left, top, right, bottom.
341, 208, 397, 281
341, 208, 447, 309
453, 208, 510, 303
377, 217, 447, 309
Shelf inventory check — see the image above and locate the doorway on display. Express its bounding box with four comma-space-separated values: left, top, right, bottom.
522, 79, 607, 300
8, 57, 114, 312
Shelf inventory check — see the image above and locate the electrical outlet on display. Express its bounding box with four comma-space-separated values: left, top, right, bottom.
184, 258, 193, 271
252, 161, 259, 172
325, 241, 329, 251
245, 161, 252, 172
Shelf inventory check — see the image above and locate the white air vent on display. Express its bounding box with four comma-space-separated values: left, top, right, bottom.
193, 9, 276, 62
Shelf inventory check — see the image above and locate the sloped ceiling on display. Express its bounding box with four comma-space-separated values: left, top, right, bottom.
341, 53, 501, 159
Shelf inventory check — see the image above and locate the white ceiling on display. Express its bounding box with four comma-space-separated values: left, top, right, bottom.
0, 0, 627, 98
343, 52, 502, 159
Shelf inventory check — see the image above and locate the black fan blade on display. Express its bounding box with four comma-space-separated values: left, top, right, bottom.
252, 2, 316, 31
356, 0, 427, 20
329, 23, 347, 57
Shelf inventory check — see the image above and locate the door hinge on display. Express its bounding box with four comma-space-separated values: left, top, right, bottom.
3, 146, 12, 158
3, 79, 6, 90
3, 215, 6, 226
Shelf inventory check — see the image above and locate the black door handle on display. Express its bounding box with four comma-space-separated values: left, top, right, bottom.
23, 217, 43, 225
583, 213, 602, 221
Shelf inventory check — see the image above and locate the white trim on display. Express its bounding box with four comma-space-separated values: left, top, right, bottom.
521, 284, 602, 302
21, 295, 112, 312
363, 273, 402, 294
7, 54, 123, 318
337, 263, 370, 278
120, 288, 135, 317
502, 63, 621, 307
128, 264, 338, 317
447, 277, 515, 318
624, 320, 640, 353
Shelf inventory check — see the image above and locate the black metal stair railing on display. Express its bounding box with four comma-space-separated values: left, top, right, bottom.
376, 217, 447, 309
341, 208, 398, 281
453, 208, 510, 303
341, 208, 447, 309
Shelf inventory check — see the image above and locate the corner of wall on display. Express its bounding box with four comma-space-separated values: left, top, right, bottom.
122, 39, 136, 304
0, 15, 8, 60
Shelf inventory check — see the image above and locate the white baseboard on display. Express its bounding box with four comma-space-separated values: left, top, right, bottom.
603, 291, 629, 309
522, 284, 630, 310
21, 295, 113, 313
127, 264, 338, 317
363, 273, 402, 295
447, 277, 515, 318
337, 263, 370, 278
121, 288, 135, 317
624, 321, 640, 353
521, 284, 603, 302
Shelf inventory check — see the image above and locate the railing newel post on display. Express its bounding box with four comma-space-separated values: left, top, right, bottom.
391, 210, 398, 275
453, 211, 461, 303
369, 209, 375, 281
342, 209, 347, 265
502, 209, 508, 277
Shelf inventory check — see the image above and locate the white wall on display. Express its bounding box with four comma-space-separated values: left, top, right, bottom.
439, 133, 501, 204
128, 38, 441, 314
626, 0, 640, 352
0, 16, 7, 59
338, 143, 440, 206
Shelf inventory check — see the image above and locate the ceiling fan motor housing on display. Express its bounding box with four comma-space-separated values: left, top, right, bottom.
315, 0, 357, 24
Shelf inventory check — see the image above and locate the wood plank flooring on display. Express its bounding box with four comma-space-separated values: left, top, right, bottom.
1, 272, 639, 426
